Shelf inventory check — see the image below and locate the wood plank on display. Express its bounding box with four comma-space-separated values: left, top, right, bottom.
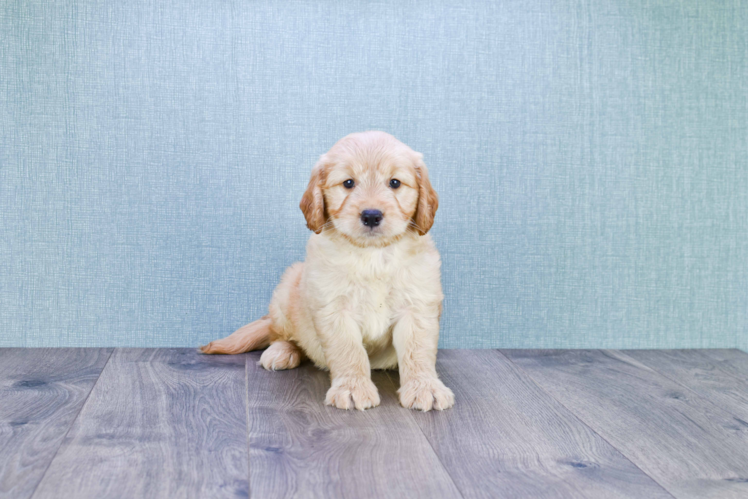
32, 349, 248, 499
402, 350, 670, 499
0, 348, 112, 499
503, 349, 748, 498
625, 350, 748, 422
701, 349, 748, 382
245, 352, 462, 499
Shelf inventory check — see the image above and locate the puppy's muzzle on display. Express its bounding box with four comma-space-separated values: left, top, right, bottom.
361, 209, 383, 228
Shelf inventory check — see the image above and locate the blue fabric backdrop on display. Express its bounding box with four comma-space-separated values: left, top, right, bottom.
1, 0, 746, 348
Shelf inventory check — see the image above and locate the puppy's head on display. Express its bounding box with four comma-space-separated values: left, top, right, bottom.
300, 131, 438, 245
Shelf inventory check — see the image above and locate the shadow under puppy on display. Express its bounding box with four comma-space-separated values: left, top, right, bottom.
201, 131, 454, 412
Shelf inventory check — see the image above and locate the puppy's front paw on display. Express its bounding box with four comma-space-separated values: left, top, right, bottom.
325, 376, 380, 411
398, 377, 455, 411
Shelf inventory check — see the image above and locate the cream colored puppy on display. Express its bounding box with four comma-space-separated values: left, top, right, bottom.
201, 131, 454, 411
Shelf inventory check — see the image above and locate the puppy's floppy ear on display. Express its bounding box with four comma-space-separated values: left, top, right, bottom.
299, 157, 327, 233
413, 154, 438, 235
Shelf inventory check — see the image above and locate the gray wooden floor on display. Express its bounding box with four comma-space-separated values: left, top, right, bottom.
1, 349, 747, 498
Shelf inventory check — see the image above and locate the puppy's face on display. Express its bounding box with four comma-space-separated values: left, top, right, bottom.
300, 132, 438, 245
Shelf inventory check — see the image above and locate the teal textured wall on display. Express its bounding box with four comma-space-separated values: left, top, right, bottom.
1, 0, 747, 348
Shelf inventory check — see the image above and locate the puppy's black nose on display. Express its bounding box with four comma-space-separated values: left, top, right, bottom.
361, 209, 383, 227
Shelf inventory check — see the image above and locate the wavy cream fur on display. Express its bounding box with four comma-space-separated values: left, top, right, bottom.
201, 131, 454, 411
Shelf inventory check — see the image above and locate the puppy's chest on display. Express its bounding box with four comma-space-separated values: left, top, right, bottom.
339, 256, 406, 340
349, 283, 392, 343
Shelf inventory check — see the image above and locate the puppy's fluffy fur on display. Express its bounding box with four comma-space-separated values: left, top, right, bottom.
201, 131, 454, 411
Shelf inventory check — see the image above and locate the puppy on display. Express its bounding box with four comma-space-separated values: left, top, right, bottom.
201, 131, 454, 411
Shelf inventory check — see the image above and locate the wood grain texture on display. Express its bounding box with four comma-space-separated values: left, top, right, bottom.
701, 349, 748, 382
503, 349, 748, 498
32, 349, 248, 499
403, 350, 670, 499
0, 348, 112, 499
625, 350, 748, 422
246, 352, 462, 499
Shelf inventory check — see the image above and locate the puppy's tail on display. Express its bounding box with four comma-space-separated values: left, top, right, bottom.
200, 316, 272, 355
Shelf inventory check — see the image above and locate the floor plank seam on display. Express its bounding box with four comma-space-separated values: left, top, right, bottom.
382, 370, 466, 499
245, 354, 251, 499
615, 350, 747, 421
614, 352, 715, 400
495, 349, 677, 499
28, 348, 115, 499
698, 349, 748, 385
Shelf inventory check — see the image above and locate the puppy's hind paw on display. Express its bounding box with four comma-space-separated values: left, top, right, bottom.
260, 341, 302, 371
398, 377, 455, 411
325, 376, 380, 411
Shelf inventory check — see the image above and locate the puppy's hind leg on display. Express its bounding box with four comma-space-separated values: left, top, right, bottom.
200, 316, 272, 354
260, 341, 304, 371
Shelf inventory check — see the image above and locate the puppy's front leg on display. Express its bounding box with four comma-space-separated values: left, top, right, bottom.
393, 311, 454, 411
315, 303, 380, 410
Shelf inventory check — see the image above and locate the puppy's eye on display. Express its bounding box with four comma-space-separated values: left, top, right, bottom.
343, 179, 355, 189
389, 179, 401, 189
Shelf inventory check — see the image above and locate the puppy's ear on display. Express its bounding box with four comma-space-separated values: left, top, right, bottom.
299, 157, 327, 233
413, 155, 438, 235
